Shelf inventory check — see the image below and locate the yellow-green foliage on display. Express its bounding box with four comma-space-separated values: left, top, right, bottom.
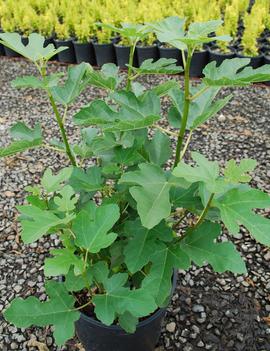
0, 0, 268, 51
242, 0, 269, 56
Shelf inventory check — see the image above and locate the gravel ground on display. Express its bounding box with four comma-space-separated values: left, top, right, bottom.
0, 57, 270, 351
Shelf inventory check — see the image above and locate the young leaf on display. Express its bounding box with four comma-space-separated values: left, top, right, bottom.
113, 146, 144, 166
41, 167, 73, 193
170, 182, 203, 212
86, 63, 122, 91
97, 22, 149, 42
17, 205, 74, 243
0, 122, 43, 158
213, 188, 270, 246
54, 185, 78, 212
0, 32, 67, 62
51, 63, 90, 105
145, 130, 172, 166
142, 244, 190, 305
180, 221, 246, 273
173, 152, 221, 193
64, 268, 92, 292
150, 80, 179, 97
119, 312, 138, 333
119, 163, 172, 229
73, 91, 161, 132
44, 248, 84, 276
72, 201, 120, 253
203, 58, 270, 86
224, 159, 257, 183
4, 281, 79, 346
128, 58, 183, 74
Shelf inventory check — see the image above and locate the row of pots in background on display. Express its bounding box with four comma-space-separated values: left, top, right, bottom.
0, 36, 270, 78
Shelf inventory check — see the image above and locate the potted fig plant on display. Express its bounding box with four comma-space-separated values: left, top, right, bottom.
1, 16, 270, 351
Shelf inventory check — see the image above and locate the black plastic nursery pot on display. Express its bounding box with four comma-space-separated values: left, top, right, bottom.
158, 46, 183, 66
93, 42, 116, 66
209, 50, 236, 66
189, 50, 209, 78
114, 44, 135, 69
0, 43, 5, 56
75, 271, 177, 351
73, 41, 96, 65
236, 53, 264, 69
136, 45, 159, 67
54, 39, 76, 63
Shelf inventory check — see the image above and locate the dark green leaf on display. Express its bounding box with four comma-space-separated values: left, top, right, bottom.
145, 130, 172, 166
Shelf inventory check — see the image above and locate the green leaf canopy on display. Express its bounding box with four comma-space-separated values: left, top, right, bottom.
4, 281, 79, 346
145, 130, 172, 166
203, 58, 270, 86
127, 58, 183, 74
0, 32, 67, 62
0, 122, 43, 158
44, 248, 84, 276
86, 63, 122, 91
72, 201, 120, 252
120, 163, 172, 229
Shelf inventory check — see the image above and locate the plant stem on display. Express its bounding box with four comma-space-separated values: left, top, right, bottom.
173, 48, 193, 167
154, 125, 178, 137
193, 193, 215, 229
179, 130, 193, 162
75, 299, 92, 311
126, 40, 137, 91
42, 143, 65, 153
48, 94, 77, 166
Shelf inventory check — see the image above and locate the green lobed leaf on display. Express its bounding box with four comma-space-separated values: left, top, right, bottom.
86, 63, 122, 91
44, 248, 84, 276
17, 205, 74, 243
51, 63, 90, 105
11, 73, 63, 90
64, 267, 92, 292
145, 130, 172, 166
41, 167, 73, 193
0, 122, 43, 158
170, 182, 203, 212
150, 80, 179, 97
4, 281, 79, 346
180, 221, 247, 273
203, 58, 270, 86
54, 185, 78, 212
128, 58, 183, 74
119, 163, 172, 229
213, 188, 270, 246
73, 90, 161, 132
224, 159, 257, 183
0, 32, 67, 62
97, 22, 150, 42
72, 201, 120, 253
142, 244, 190, 306
68, 166, 103, 193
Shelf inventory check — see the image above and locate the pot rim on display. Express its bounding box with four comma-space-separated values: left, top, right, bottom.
78, 270, 178, 331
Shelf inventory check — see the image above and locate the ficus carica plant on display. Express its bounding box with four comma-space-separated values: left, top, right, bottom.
1, 17, 270, 346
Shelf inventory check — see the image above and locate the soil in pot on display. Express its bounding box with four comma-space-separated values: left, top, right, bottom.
73, 40, 96, 65
189, 50, 209, 77
209, 49, 236, 67
54, 38, 76, 63
158, 45, 183, 66
136, 44, 159, 67
75, 271, 178, 351
93, 41, 116, 66
236, 52, 264, 69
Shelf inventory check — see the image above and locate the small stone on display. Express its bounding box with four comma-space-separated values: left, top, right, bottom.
192, 304, 204, 313
197, 341, 205, 347
14, 285, 22, 293
265, 305, 270, 312
166, 322, 176, 333
264, 252, 270, 261
11, 342, 18, 350
4, 191, 15, 197
218, 114, 226, 122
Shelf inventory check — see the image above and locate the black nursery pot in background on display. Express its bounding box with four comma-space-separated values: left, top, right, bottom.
189, 50, 209, 77
0, 42, 5, 56
75, 271, 177, 351
136, 44, 159, 67
93, 41, 116, 66
209, 50, 236, 66
158, 46, 183, 66
54, 39, 76, 63
236, 53, 264, 69
73, 41, 96, 65
114, 44, 131, 69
